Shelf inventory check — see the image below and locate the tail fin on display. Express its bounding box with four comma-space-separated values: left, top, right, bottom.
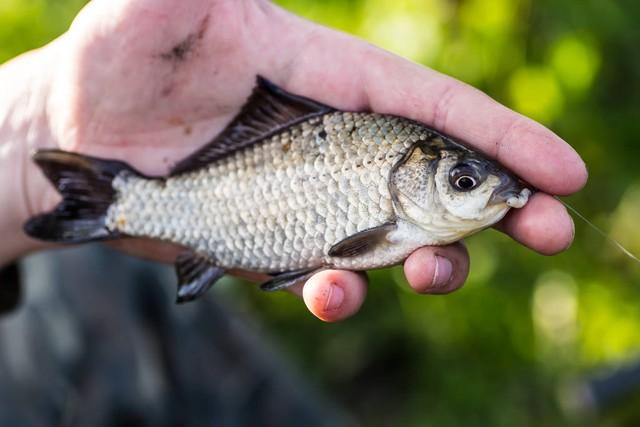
24, 149, 138, 243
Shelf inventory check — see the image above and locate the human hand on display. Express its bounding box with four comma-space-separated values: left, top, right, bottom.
14, 0, 585, 321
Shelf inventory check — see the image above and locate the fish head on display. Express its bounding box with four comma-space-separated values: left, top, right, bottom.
434, 149, 530, 218
391, 140, 531, 243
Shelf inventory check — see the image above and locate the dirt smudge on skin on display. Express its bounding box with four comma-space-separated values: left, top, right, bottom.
165, 117, 193, 135
161, 35, 196, 62
161, 84, 174, 97
160, 14, 210, 63
167, 116, 186, 126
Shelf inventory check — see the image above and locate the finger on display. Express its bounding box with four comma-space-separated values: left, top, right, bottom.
495, 192, 575, 255
301, 270, 367, 322
362, 60, 588, 196
403, 242, 469, 294
278, 22, 587, 196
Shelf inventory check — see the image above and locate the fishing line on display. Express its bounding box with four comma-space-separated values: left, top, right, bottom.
555, 196, 640, 265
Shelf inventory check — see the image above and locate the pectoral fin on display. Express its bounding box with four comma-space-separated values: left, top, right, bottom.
175, 251, 224, 303
328, 223, 397, 258
260, 267, 324, 292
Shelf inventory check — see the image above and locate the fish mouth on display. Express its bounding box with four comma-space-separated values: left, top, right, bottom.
489, 178, 531, 209
504, 188, 531, 208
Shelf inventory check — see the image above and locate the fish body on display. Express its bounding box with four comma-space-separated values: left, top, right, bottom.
25, 77, 530, 302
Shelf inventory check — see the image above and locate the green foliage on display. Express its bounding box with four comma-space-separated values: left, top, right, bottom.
2, 0, 639, 425
0, 0, 86, 63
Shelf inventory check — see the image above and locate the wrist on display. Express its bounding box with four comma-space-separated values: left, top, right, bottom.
0, 42, 60, 266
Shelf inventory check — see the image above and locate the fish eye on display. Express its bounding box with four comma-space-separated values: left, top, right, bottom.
454, 175, 477, 190
449, 162, 482, 192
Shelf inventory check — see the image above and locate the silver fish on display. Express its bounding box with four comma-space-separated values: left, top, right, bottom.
25, 77, 530, 302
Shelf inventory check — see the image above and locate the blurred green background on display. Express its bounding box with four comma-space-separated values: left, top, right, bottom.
2, 0, 639, 426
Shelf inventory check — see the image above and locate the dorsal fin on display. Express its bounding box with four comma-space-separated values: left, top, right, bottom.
170, 76, 335, 175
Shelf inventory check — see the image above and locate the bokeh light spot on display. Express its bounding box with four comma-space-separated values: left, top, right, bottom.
550, 34, 600, 95
508, 66, 564, 123
459, 0, 517, 37
359, 0, 447, 62
609, 182, 640, 259
532, 270, 578, 349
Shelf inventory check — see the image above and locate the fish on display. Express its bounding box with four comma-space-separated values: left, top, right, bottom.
24, 76, 531, 303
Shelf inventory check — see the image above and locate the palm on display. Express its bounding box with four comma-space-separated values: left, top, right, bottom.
51, 1, 261, 175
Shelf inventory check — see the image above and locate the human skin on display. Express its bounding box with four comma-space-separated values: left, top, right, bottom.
0, 0, 586, 321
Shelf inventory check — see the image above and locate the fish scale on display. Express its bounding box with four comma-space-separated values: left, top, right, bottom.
107, 112, 422, 272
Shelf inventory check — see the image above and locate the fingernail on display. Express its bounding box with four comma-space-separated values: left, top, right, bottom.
432, 256, 453, 287
324, 284, 344, 311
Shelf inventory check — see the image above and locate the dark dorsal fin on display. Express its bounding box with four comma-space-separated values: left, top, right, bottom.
170, 76, 335, 175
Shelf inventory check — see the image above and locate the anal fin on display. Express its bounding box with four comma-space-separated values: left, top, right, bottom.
175, 251, 224, 303
260, 267, 323, 292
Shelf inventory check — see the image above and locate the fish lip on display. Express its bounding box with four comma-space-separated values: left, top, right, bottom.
505, 188, 531, 208
489, 178, 531, 209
